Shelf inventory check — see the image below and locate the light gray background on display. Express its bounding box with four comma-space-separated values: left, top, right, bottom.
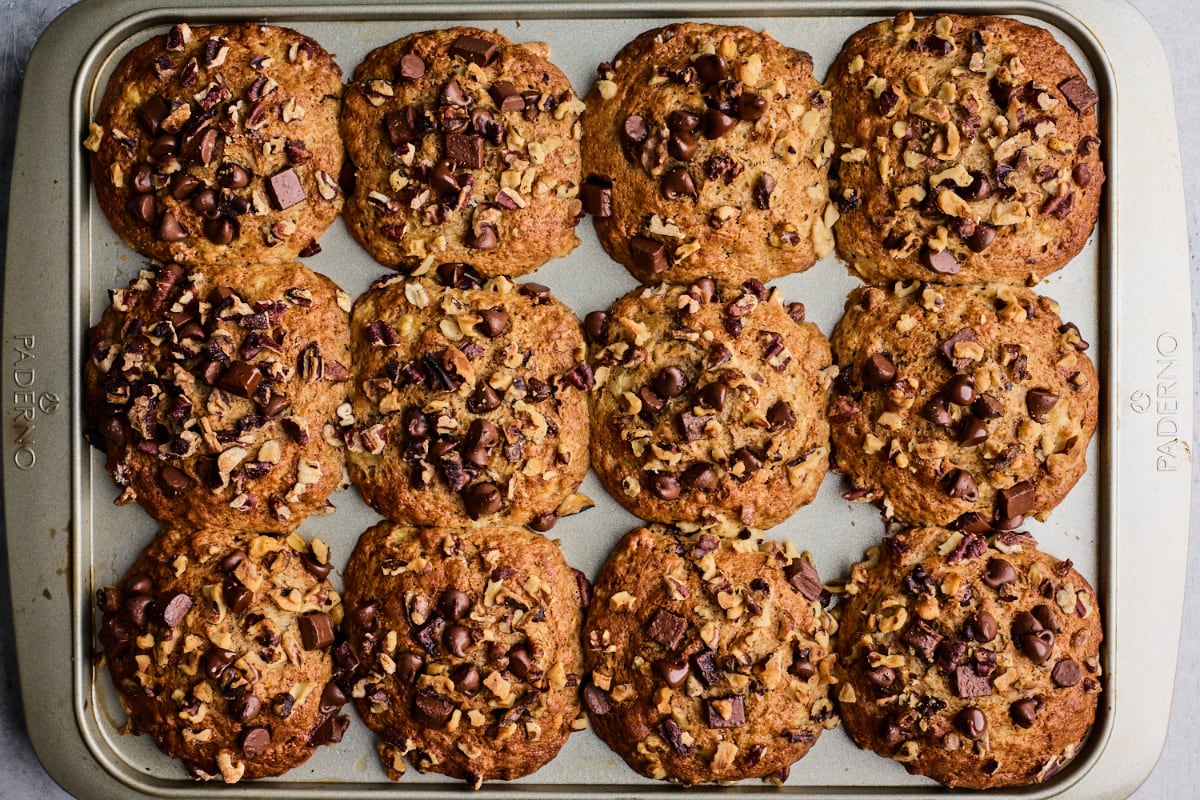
0, 1, 1194, 798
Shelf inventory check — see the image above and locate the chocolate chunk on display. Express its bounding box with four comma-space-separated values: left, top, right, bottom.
966, 222, 997, 252
942, 374, 976, 405
964, 610, 998, 643
621, 114, 648, 143
413, 691, 455, 727
518, 282, 551, 304
580, 178, 614, 219
438, 588, 471, 621
630, 236, 668, 273
218, 361, 263, 399
658, 718, 695, 756
1011, 697, 1040, 728
661, 166, 697, 200
646, 608, 687, 650
298, 612, 334, 650
983, 557, 1017, 588
149, 133, 178, 158
468, 383, 501, 413
785, 557, 822, 601
159, 592, 193, 627
1025, 388, 1059, 422
463, 481, 502, 519
320, 682, 348, 714
582, 684, 612, 716
398, 53, 426, 81
924, 396, 953, 427
488, 80, 525, 112
385, 106, 420, 145
996, 480, 1036, 518
695, 53, 728, 83
951, 665, 993, 698
266, 167, 305, 210
753, 172, 776, 210
703, 108, 736, 139
767, 400, 795, 431
202, 646, 237, 680
702, 695, 745, 729
507, 642, 533, 679
737, 92, 767, 121
223, 576, 252, 614
136, 95, 169, 134
451, 662, 481, 695
681, 462, 717, 490
157, 465, 192, 498
947, 469, 979, 501
955, 706, 988, 740
919, 245, 960, 275
691, 649, 720, 687
475, 308, 509, 338
240, 726, 271, 758
972, 393, 1003, 420
956, 415, 988, 447
449, 35, 498, 66
902, 619, 943, 661
731, 446, 762, 480
445, 132, 484, 170
867, 667, 896, 689
310, 714, 349, 746
1058, 76, 1099, 113
861, 353, 896, 387
1051, 657, 1081, 687
940, 327, 979, 371
583, 310, 609, 343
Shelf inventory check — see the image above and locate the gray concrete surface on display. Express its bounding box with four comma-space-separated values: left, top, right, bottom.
0, 1, 1195, 797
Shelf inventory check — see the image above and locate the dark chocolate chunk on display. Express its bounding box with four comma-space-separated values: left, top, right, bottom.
203, 217, 237, 245
319, 682, 347, 714
697, 381, 727, 410
646, 608, 687, 650
861, 353, 896, 387
630, 236, 668, 273
691, 649, 719, 687
919, 245, 960, 275
412, 691, 455, 727
298, 612, 334, 650
266, 168, 305, 210
702, 695, 745, 729
218, 361, 263, 399
475, 308, 509, 338
445, 132, 484, 170
159, 592, 193, 627
681, 462, 717, 490
310, 714, 349, 746
448, 35, 498, 66
223, 576, 252, 614
582, 684, 612, 716
947, 469, 979, 501
951, 665, 993, 698
583, 310, 609, 343
157, 465, 192, 497
767, 400, 795, 431
1058, 76, 1099, 113
1025, 388, 1059, 422
581, 178, 613, 217
658, 717, 695, 756
996, 480, 1036, 518
902, 619, 943, 662
924, 396, 953, 427
753, 172, 776, 210
518, 282, 551, 304
785, 557, 822, 601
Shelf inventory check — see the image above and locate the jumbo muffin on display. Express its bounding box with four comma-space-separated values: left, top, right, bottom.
826, 12, 1104, 285
582, 23, 837, 284
836, 525, 1103, 788
828, 282, 1097, 527
587, 279, 831, 528
85, 260, 351, 531
344, 267, 591, 528
97, 527, 350, 782
582, 522, 838, 785
85, 22, 344, 264
340, 27, 584, 276
342, 522, 587, 787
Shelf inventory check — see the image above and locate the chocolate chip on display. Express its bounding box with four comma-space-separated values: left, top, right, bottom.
438, 588, 471, 621
649, 473, 681, 500
183, 128, 218, 166
518, 282, 551, 304
996, 480, 1036, 518
168, 172, 201, 200
646, 608, 687, 650
353, 602, 378, 632
861, 353, 896, 387
940, 327, 979, 371
239, 726, 271, 758
413, 691, 455, 727
476, 308, 509, 338
983, 557, 1017, 588
668, 130, 697, 161
972, 393, 1003, 420
266, 167, 304, 210
310, 714, 349, 746
398, 53, 426, 81
223, 576, 252, 614
429, 158, 459, 194
581, 179, 613, 217
130, 164, 155, 196
449, 35, 498, 66
630, 236, 668, 273
697, 381, 727, 410
652, 366, 687, 399
621, 114, 648, 143
964, 610, 998, 643
958, 415, 988, 446
951, 665, 992, 698
681, 462, 718, 491
319, 682, 347, 714
1011, 697, 1039, 728
218, 361, 263, 399
966, 222, 997, 252
1025, 388, 1059, 422
507, 642, 533, 679
788, 645, 816, 679
444, 624, 472, 657
467, 383, 501, 413
445, 132, 483, 170
157, 464, 191, 497
396, 652, 424, 684
767, 400, 795, 431
703, 108, 736, 139
159, 592, 192, 627
231, 693, 263, 724
661, 165, 697, 200
785, 557, 822, 601
942, 374, 976, 405
583, 310, 609, 343
695, 53, 728, 83
157, 211, 187, 242
298, 612, 334, 650
202, 647, 237, 680
463, 481, 502, 519
919, 245, 960, 275
1051, 657, 1081, 687
1019, 629, 1055, 663
753, 172, 776, 210
955, 706, 987, 740
1058, 76, 1099, 113
149, 133, 178, 158
702, 695, 745, 729
736, 91, 767, 121
961, 170, 993, 201
191, 188, 218, 217
583, 684, 612, 716
731, 446, 762, 481
653, 658, 690, 688
947, 469, 979, 502
203, 216, 237, 245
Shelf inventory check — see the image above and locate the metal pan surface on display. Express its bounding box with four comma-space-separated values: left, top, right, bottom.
3, 1, 1191, 798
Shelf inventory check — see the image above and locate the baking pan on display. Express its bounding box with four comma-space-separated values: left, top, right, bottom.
3, 0, 1191, 798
